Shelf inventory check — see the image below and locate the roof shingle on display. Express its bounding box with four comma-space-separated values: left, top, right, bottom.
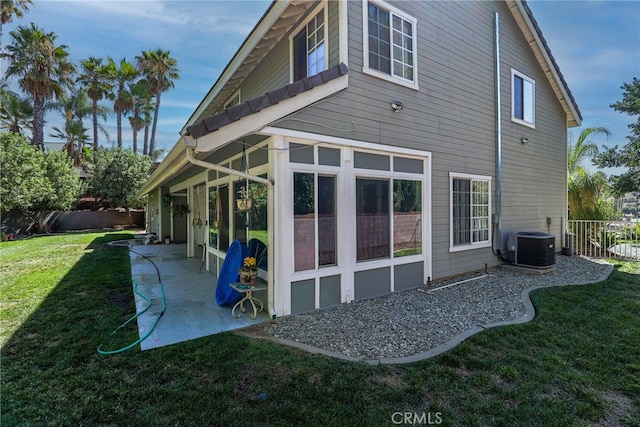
187, 63, 348, 139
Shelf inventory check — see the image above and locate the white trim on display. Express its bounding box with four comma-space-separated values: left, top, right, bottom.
281, 136, 431, 315
509, 0, 581, 127
182, 1, 291, 133
449, 172, 493, 252
338, 0, 349, 68
261, 126, 432, 159
169, 171, 207, 194
362, 0, 419, 90
511, 68, 536, 128
192, 74, 348, 154
289, 1, 329, 83
223, 89, 241, 109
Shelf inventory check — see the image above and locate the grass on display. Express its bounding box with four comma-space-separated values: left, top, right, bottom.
1, 231, 639, 426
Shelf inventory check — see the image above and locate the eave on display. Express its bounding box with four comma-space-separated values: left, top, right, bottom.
181, 0, 316, 134
508, 0, 582, 128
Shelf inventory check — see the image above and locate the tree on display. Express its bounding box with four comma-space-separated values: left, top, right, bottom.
0, 86, 32, 135
37, 149, 84, 219
77, 56, 112, 151
568, 168, 614, 220
566, 127, 614, 220
0, 0, 32, 50
0, 131, 83, 230
3, 23, 75, 150
594, 78, 640, 195
127, 79, 152, 153
49, 120, 89, 166
567, 127, 611, 174
136, 49, 179, 156
47, 88, 92, 163
85, 148, 151, 209
106, 57, 138, 148
0, 131, 46, 212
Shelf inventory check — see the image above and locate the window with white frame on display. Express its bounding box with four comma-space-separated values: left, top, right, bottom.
293, 172, 337, 271
450, 173, 491, 250
511, 69, 535, 127
292, 8, 326, 82
364, 0, 417, 87
224, 90, 240, 109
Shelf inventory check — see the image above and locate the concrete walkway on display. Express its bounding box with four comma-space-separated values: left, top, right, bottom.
128, 242, 269, 350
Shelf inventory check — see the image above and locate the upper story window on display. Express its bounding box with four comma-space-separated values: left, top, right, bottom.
224, 90, 240, 109
363, 0, 418, 89
450, 172, 491, 252
511, 69, 535, 127
292, 7, 326, 82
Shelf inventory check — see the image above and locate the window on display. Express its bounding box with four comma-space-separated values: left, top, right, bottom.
393, 179, 422, 257
292, 9, 326, 82
208, 185, 230, 251
450, 173, 491, 251
364, 0, 417, 87
224, 90, 240, 109
293, 172, 337, 271
356, 178, 390, 261
355, 177, 423, 261
511, 69, 535, 127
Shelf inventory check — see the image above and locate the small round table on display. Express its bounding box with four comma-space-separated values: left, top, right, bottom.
229, 282, 267, 319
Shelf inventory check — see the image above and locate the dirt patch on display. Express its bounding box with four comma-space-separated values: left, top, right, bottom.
234, 365, 257, 396
375, 371, 408, 390
588, 390, 636, 427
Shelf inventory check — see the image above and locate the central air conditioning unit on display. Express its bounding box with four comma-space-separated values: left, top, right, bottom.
507, 232, 555, 268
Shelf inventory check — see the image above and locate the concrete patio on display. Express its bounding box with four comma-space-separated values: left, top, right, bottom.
128, 242, 270, 350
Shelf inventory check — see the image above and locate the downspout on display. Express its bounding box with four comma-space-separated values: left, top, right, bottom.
185, 144, 276, 318
493, 11, 503, 256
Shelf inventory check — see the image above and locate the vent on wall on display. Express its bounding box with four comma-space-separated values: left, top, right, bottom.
507, 232, 555, 268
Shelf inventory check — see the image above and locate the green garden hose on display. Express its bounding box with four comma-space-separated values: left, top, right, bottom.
97, 247, 166, 355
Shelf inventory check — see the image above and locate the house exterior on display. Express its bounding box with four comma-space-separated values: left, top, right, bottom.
137, 0, 581, 318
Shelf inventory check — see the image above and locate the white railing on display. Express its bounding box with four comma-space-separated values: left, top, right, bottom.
567, 220, 640, 260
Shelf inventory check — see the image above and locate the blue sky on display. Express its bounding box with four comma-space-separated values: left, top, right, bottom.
2, 0, 639, 172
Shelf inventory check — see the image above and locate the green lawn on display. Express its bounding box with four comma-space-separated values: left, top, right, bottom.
1, 232, 639, 426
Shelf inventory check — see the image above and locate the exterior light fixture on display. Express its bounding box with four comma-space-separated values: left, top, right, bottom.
520, 137, 529, 144
391, 101, 404, 113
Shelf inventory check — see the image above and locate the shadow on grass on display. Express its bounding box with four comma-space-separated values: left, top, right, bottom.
2, 239, 639, 426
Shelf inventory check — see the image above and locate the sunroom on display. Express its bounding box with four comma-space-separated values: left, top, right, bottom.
138, 66, 432, 318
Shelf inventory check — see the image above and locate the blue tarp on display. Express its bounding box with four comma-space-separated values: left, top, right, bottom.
215, 239, 248, 306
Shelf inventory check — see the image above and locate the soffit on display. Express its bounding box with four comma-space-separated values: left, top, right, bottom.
184, 1, 315, 132
507, 0, 582, 127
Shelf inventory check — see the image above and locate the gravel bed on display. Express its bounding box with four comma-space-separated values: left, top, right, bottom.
247, 256, 613, 361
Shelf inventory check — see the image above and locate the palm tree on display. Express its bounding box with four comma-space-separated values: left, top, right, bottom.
567, 127, 613, 220
136, 49, 179, 156
3, 23, 75, 150
127, 79, 152, 153
106, 57, 138, 148
0, 0, 32, 50
0, 85, 32, 135
77, 56, 113, 151
47, 88, 94, 163
568, 127, 612, 174
568, 169, 614, 220
49, 120, 89, 166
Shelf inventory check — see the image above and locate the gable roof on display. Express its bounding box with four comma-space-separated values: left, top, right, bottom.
187, 63, 348, 139
182, 0, 580, 140
181, 1, 317, 135
509, 0, 582, 127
